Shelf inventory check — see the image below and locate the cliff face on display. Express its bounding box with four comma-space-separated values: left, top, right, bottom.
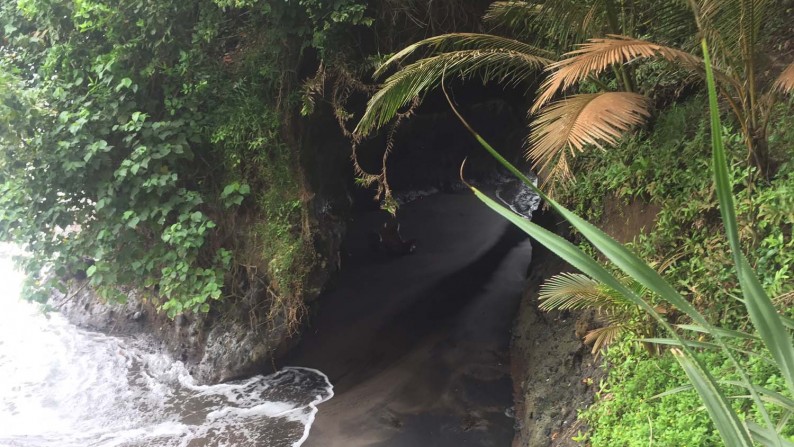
55, 107, 352, 385
53, 283, 290, 384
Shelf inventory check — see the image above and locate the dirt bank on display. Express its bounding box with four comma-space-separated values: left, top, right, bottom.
510, 198, 660, 447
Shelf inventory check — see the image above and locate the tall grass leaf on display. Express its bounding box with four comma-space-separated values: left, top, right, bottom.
677, 324, 760, 341
722, 381, 794, 412
641, 337, 773, 362
471, 179, 753, 447
746, 422, 794, 447
672, 348, 754, 446
445, 73, 753, 447
445, 81, 711, 331
702, 38, 794, 397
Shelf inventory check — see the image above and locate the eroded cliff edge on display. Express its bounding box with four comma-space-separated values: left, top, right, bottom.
53, 108, 352, 385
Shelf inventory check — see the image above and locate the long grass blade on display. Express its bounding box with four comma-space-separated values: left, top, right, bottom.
747, 422, 794, 447
703, 38, 794, 398
677, 324, 760, 341
465, 130, 753, 447
444, 74, 754, 447
672, 348, 754, 446
643, 337, 774, 363
722, 381, 794, 412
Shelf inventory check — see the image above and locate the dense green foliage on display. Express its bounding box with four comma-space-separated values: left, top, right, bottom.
2, 1, 793, 443
0, 0, 370, 316
561, 96, 794, 444
584, 340, 720, 446
457, 60, 794, 443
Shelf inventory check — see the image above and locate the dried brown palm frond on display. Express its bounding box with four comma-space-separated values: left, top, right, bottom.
773, 62, 794, 94
527, 92, 650, 183
584, 324, 626, 355
532, 35, 704, 112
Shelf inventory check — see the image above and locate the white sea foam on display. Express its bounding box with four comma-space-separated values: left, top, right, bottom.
0, 246, 333, 447
495, 171, 541, 219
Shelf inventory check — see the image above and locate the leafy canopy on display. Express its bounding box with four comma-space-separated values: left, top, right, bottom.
0, 0, 370, 316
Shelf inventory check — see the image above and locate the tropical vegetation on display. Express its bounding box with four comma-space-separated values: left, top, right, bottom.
0, 0, 375, 320
451, 43, 794, 443
1, 0, 793, 444
351, 0, 794, 444
357, 0, 794, 190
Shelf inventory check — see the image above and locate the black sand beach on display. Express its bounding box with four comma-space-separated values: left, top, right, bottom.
283, 192, 532, 446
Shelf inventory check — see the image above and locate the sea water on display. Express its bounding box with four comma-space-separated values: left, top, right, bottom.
0, 246, 333, 447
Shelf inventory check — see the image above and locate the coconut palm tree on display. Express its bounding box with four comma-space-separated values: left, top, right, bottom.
353, 1, 650, 199
355, 0, 669, 136
351, 28, 553, 206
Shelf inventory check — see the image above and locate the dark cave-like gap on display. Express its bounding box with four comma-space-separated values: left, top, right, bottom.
285, 81, 543, 446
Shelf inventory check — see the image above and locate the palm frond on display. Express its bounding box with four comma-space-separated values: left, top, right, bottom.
640, 0, 697, 46
374, 32, 552, 79
697, 0, 771, 71
482, 1, 538, 40
356, 48, 550, 136
584, 324, 626, 354
539, 272, 611, 311
485, 0, 604, 51
532, 35, 704, 112
527, 92, 650, 183
773, 62, 794, 94
599, 279, 648, 312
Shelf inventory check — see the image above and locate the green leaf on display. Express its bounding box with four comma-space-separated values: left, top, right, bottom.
116, 78, 133, 92
746, 422, 794, 447
702, 38, 794, 399
221, 182, 239, 198
448, 68, 754, 446
672, 349, 754, 446
86, 265, 97, 277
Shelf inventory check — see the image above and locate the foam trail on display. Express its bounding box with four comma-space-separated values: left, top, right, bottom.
0, 245, 333, 447
495, 170, 541, 219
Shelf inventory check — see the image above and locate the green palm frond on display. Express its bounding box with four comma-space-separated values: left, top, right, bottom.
482, 1, 537, 40
696, 0, 771, 71
637, 0, 698, 47
599, 280, 648, 312
484, 0, 604, 51
356, 47, 551, 136
374, 32, 553, 79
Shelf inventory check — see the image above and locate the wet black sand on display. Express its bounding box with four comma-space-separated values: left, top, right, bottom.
283, 192, 532, 447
